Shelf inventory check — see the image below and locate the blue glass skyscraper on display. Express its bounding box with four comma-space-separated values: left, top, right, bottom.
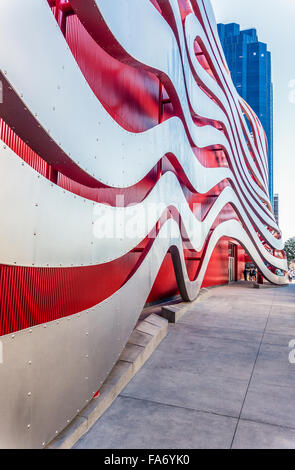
218, 23, 274, 205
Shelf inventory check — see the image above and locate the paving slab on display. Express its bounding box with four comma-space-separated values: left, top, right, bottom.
266, 312, 295, 336
251, 342, 295, 388
241, 382, 295, 429
160, 289, 211, 323
138, 324, 260, 381
160, 322, 262, 345
233, 420, 295, 449
121, 367, 248, 418
180, 304, 270, 333
74, 396, 237, 449
263, 332, 294, 347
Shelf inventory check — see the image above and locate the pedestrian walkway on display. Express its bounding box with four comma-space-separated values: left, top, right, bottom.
74, 282, 295, 449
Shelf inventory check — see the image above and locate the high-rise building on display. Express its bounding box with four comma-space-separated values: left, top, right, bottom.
218, 23, 274, 205
274, 193, 279, 226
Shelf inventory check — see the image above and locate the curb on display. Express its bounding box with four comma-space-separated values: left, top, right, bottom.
160, 288, 211, 323
46, 313, 168, 449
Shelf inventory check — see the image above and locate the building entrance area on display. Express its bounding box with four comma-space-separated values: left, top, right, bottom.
228, 242, 237, 282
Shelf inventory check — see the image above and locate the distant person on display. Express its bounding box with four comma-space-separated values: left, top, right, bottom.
250, 269, 257, 282
243, 268, 249, 281
288, 270, 293, 283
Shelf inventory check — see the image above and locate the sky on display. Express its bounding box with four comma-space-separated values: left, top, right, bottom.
211, 0, 295, 242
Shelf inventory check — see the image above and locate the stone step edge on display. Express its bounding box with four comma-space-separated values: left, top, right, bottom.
159, 288, 211, 323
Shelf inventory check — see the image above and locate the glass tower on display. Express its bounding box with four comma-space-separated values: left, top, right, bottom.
218, 23, 274, 205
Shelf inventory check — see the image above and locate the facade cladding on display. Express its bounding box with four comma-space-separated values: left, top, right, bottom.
218, 23, 274, 205
274, 193, 279, 226
0, 0, 287, 449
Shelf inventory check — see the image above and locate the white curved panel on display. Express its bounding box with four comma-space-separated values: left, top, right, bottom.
0, 142, 284, 269
0, 0, 270, 218
239, 97, 268, 171
194, 0, 271, 178
0, 0, 225, 186
196, 0, 275, 210
91, 0, 273, 213
87, 0, 278, 230
184, 12, 269, 188
0, 141, 226, 267
160, 0, 269, 194
190, 0, 276, 204
0, 0, 280, 245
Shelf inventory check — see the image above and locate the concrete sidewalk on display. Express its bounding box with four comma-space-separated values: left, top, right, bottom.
74, 282, 295, 449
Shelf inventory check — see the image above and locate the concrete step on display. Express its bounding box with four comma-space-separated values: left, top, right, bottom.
160, 288, 211, 323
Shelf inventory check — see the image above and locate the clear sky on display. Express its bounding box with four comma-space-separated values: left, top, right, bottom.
211, 0, 295, 242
